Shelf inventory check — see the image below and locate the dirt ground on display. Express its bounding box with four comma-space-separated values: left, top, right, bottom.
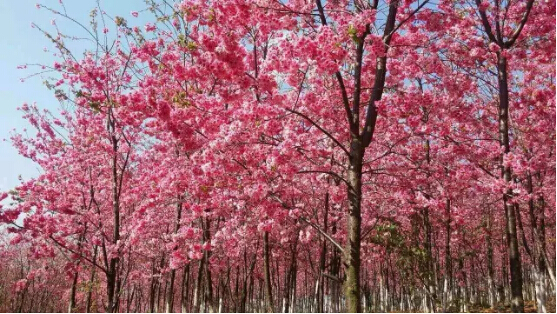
468, 297, 556, 313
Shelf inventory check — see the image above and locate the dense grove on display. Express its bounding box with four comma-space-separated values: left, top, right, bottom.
0, 0, 555, 313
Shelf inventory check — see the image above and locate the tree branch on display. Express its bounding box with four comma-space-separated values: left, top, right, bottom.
299, 217, 345, 254
297, 170, 348, 185
475, 0, 500, 44
286, 108, 350, 156
504, 0, 535, 48
315, 0, 356, 133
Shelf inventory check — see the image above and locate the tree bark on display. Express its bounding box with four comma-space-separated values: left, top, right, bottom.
486, 207, 497, 309
193, 258, 204, 313
166, 196, 183, 313
264, 231, 274, 312
345, 138, 363, 313
317, 193, 328, 313
202, 218, 215, 313
497, 53, 524, 312
68, 270, 79, 313
443, 199, 452, 312
85, 246, 98, 313
526, 173, 547, 313
106, 110, 121, 313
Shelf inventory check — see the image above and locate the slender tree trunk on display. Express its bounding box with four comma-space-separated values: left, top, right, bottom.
443, 198, 452, 312
486, 208, 497, 309
525, 173, 547, 313
181, 264, 190, 313
313, 0, 399, 311
264, 231, 274, 312
290, 240, 299, 313
497, 53, 524, 312
203, 218, 215, 313
68, 230, 85, 313
345, 139, 363, 313
537, 196, 556, 288
240, 249, 257, 313
166, 196, 183, 313
156, 278, 163, 313
458, 257, 468, 313
115, 272, 122, 312
107, 110, 121, 313
150, 259, 160, 313
330, 221, 341, 313
68, 271, 79, 313
317, 193, 329, 313
193, 254, 204, 312
85, 247, 98, 313
423, 206, 436, 312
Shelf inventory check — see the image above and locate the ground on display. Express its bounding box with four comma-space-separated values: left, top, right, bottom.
468, 297, 556, 313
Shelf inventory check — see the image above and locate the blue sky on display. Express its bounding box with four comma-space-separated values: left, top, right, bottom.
0, 0, 147, 192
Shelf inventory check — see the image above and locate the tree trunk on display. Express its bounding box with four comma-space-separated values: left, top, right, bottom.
330, 221, 341, 313
264, 231, 274, 312
193, 259, 204, 313
181, 264, 190, 313
166, 196, 183, 313
497, 53, 524, 312
107, 110, 121, 313
537, 196, 556, 288
423, 206, 436, 312
443, 199, 452, 312
85, 247, 98, 313
526, 173, 547, 313
68, 231, 85, 313
317, 193, 329, 313
68, 270, 79, 313
458, 257, 468, 313
345, 139, 363, 313
486, 208, 497, 309
203, 218, 215, 313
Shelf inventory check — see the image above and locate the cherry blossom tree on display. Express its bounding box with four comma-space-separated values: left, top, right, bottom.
0, 0, 554, 313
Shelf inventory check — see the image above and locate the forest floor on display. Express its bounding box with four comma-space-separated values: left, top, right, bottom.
468, 297, 556, 313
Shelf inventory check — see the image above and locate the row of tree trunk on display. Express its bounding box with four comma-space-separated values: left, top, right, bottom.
52, 190, 554, 313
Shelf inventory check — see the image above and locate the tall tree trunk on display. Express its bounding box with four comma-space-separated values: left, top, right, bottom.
443, 199, 452, 312
317, 193, 329, 313
240, 249, 257, 313
497, 53, 524, 312
473, 0, 535, 309
330, 221, 341, 313
264, 231, 274, 312
313, 0, 399, 311
150, 258, 161, 313
345, 139, 363, 313
107, 110, 121, 313
85, 246, 98, 313
537, 196, 556, 288
202, 218, 215, 313
166, 196, 183, 313
193, 259, 204, 313
68, 231, 86, 313
526, 173, 547, 313
423, 205, 436, 312
486, 207, 497, 309
181, 264, 190, 313
458, 256, 468, 313
115, 272, 122, 312
68, 270, 79, 313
